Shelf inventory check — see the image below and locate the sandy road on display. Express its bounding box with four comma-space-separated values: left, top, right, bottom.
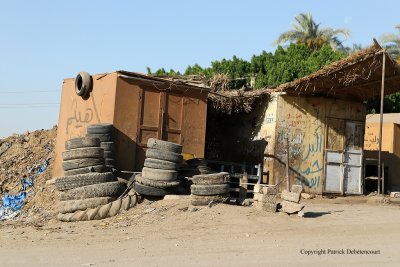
1, 197, 399, 267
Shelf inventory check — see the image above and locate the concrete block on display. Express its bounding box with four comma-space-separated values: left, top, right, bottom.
301, 193, 314, 199
281, 200, 305, 214
261, 194, 276, 204
253, 200, 276, 212
253, 192, 263, 202
262, 186, 277, 195
281, 191, 301, 203
253, 184, 262, 194
291, 185, 303, 194
390, 192, 400, 198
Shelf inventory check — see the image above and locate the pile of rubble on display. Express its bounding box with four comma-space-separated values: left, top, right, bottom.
0, 126, 58, 222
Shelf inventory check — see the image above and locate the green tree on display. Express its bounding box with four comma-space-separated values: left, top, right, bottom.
274, 13, 350, 51
380, 25, 400, 62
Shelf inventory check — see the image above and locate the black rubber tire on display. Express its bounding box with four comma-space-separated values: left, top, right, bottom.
191, 194, 230, 206
60, 181, 126, 201
190, 184, 230, 196
146, 149, 182, 163
144, 158, 178, 170
133, 182, 176, 197
58, 197, 117, 213
65, 137, 100, 150
75, 72, 92, 97
142, 167, 178, 181
147, 138, 182, 154
62, 147, 104, 161
135, 174, 180, 188
87, 123, 113, 134
192, 172, 230, 185
104, 151, 114, 158
86, 133, 112, 142
62, 158, 105, 171
55, 172, 115, 191
100, 142, 114, 150
105, 158, 115, 165
63, 165, 106, 176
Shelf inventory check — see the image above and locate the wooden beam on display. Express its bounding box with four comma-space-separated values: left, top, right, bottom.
378, 52, 386, 196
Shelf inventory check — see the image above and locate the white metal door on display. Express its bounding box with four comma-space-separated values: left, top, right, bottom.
324, 120, 363, 194
343, 121, 363, 194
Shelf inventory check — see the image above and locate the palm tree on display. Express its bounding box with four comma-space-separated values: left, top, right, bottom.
275, 13, 350, 51
380, 25, 400, 62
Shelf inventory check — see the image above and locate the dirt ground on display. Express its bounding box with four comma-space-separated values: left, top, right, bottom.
1, 196, 399, 267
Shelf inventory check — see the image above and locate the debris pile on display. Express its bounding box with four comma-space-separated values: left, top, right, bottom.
0, 126, 58, 222
280, 185, 305, 216
253, 184, 278, 212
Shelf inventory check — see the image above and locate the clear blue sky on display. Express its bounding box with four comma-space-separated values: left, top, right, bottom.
0, 0, 399, 137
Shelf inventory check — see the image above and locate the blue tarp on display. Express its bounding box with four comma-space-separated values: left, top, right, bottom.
0, 161, 47, 220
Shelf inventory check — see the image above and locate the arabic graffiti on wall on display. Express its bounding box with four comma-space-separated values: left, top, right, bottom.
65, 99, 94, 138
274, 96, 324, 193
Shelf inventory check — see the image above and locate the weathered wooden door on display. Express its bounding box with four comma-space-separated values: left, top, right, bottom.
343, 121, 364, 194
135, 89, 183, 170
324, 119, 364, 194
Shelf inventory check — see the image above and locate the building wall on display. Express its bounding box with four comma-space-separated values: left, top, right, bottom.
53, 73, 118, 177
257, 94, 365, 194
364, 122, 400, 191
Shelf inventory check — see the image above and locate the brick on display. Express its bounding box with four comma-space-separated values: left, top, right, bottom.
291, 185, 303, 194
281, 200, 305, 214
262, 186, 277, 195
281, 191, 301, 203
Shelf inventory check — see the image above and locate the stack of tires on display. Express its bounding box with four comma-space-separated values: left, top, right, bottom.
55, 172, 127, 214
134, 138, 182, 197
62, 137, 105, 175
190, 172, 231, 206
86, 123, 116, 171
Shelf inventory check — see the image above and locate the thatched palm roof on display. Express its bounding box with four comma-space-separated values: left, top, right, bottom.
271, 40, 400, 101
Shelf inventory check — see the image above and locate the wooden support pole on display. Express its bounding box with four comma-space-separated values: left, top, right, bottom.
286, 137, 290, 192
378, 53, 386, 196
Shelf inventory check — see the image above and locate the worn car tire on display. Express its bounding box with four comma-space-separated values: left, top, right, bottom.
75, 72, 92, 97
192, 172, 230, 185
86, 133, 112, 142
190, 184, 230, 196
142, 167, 177, 181
63, 165, 106, 176
190, 194, 230, 206
87, 123, 113, 134
144, 158, 178, 170
135, 174, 180, 188
62, 147, 104, 161
58, 197, 117, 213
100, 142, 114, 150
134, 182, 176, 197
105, 158, 115, 165
147, 138, 182, 154
63, 158, 105, 171
104, 151, 114, 158
55, 172, 115, 191
146, 149, 182, 163
60, 181, 126, 201
65, 137, 100, 150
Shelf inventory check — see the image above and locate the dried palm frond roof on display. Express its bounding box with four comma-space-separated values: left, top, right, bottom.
207, 89, 270, 114
270, 40, 400, 101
